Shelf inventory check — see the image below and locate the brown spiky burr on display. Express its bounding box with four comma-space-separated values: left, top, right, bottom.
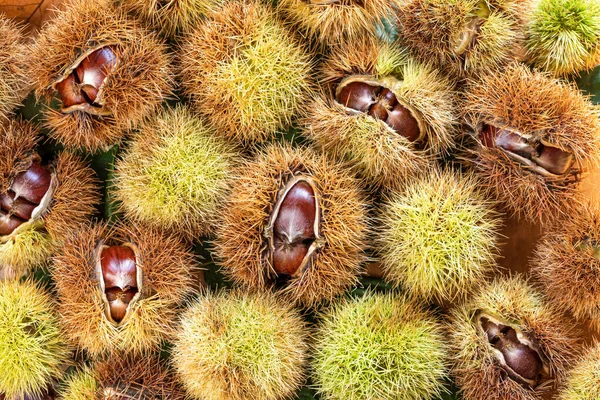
51, 221, 196, 358
213, 143, 369, 308
303, 38, 458, 191
395, 0, 533, 79
532, 203, 600, 331
448, 276, 581, 400
29, 0, 173, 152
462, 63, 600, 224
0, 15, 29, 122
276, 0, 403, 47
59, 356, 186, 400
0, 119, 100, 279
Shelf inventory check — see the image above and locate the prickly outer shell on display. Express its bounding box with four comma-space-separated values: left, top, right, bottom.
215, 144, 369, 308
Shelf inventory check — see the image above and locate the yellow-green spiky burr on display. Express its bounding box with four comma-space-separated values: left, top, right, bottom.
172, 290, 309, 400
312, 291, 449, 400
557, 343, 600, 400
114, 105, 239, 241
527, 0, 600, 76
376, 167, 503, 303
179, 0, 313, 144
0, 280, 70, 399
276, 0, 403, 47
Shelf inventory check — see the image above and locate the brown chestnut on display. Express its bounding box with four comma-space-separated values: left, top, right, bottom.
54, 46, 117, 115
98, 244, 141, 325
478, 313, 550, 388
336, 78, 423, 142
479, 124, 575, 177
266, 176, 321, 277
0, 156, 54, 237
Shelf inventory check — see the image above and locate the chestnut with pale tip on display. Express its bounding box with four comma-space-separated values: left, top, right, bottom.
267, 177, 321, 277
214, 144, 369, 308
95, 243, 142, 326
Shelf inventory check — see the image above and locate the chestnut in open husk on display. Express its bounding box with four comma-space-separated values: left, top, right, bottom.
448, 276, 580, 400
304, 38, 458, 191
51, 222, 196, 357
214, 143, 369, 308
0, 120, 99, 280
30, 0, 173, 152
462, 63, 600, 224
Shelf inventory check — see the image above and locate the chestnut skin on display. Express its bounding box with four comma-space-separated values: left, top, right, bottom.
56, 46, 117, 110
100, 246, 138, 323
272, 181, 317, 276
480, 317, 545, 386
0, 159, 52, 236
337, 80, 421, 142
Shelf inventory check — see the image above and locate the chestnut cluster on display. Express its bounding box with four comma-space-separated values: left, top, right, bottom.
0, 0, 599, 399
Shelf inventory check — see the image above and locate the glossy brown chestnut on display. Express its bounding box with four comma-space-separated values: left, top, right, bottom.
336, 80, 421, 142
271, 180, 317, 276
55, 46, 117, 112
0, 158, 53, 237
480, 316, 545, 387
480, 124, 574, 176
100, 246, 138, 324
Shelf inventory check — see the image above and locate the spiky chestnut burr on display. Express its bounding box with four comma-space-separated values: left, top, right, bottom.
29, 0, 173, 152
0, 15, 28, 123
276, 0, 402, 47
304, 38, 458, 191
532, 203, 600, 330
114, 106, 239, 241
463, 63, 600, 224
0, 280, 69, 400
172, 290, 309, 400
179, 0, 313, 144
114, 0, 221, 38
557, 343, 600, 400
376, 167, 503, 303
448, 276, 580, 400
58, 357, 186, 400
213, 143, 369, 308
396, 0, 532, 79
0, 120, 100, 280
526, 0, 600, 77
312, 292, 449, 400
51, 222, 196, 357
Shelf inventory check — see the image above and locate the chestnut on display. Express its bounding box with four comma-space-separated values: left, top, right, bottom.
336, 77, 423, 143
267, 177, 320, 277
95, 243, 141, 326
